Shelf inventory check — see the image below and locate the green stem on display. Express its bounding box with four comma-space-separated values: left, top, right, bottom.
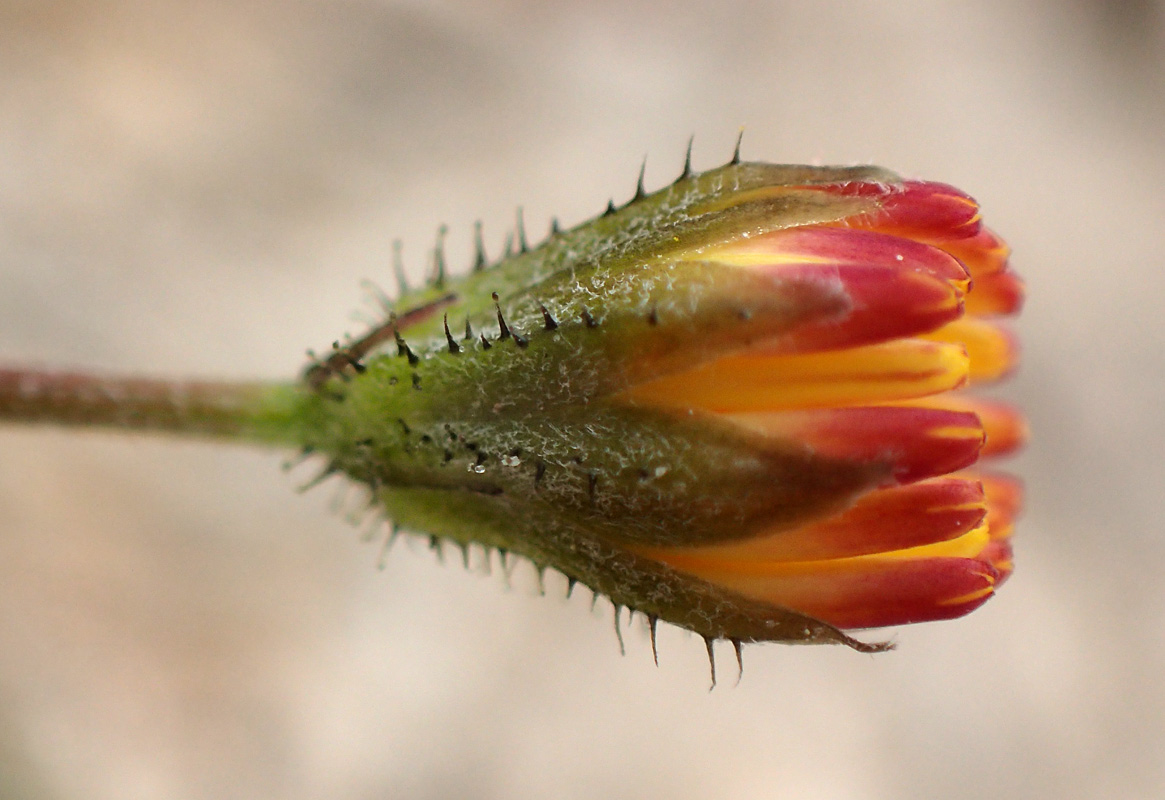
0, 366, 305, 447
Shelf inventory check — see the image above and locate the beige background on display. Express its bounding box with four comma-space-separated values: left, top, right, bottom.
1, 1, 1163, 798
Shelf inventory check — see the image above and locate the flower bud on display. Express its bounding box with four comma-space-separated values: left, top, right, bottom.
296, 156, 1025, 655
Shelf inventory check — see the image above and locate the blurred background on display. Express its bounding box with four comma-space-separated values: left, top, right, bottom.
1, 1, 1163, 798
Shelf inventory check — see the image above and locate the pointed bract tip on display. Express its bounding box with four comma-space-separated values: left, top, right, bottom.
443, 314, 460, 354
634, 157, 647, 200
648, 614, 660, 666
613, 605, 626, 656
394, 329, 419, 365
494, 293, 513, 341
704, 637, 717, 690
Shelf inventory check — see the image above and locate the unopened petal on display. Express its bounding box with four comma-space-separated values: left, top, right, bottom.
966, 270, 1025, 317
922, 318, 1019, 383
655, 525, 999, 629
736, 557, 998, 629
982, 530, 1014, 583
657, 226, 974, 352
951, 471, 1020, 584
638, 477, 985, 563
941, 227, 1011, 278
980, 540, 1014, 585
728, 405, 984, 484
698, 227, 971, 289
622, 338, 970, 413
893, 396, 1028, 458
768, 264, 965, 354
830, 180, 983, 243
979, 471, 1024, 529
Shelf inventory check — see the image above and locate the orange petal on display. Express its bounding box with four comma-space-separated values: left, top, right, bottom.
951, 470, 1021, 584
980, 539, 1014, 585
623, 338, 970, 413
941, 226, 1011, 278
965, 269, 1025, 317
922, 318, 1018, 383
980, 471, 1024, 530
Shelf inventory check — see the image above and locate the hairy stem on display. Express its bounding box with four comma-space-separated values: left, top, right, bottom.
0, 366, 304, 446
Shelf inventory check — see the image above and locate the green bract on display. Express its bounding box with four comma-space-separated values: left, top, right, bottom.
277, 159, 900, 654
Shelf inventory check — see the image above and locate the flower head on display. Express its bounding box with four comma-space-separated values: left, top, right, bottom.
297, 156, 1025, 653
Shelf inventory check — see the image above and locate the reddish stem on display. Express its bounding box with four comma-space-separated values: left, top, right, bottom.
0, 366, 299, 444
